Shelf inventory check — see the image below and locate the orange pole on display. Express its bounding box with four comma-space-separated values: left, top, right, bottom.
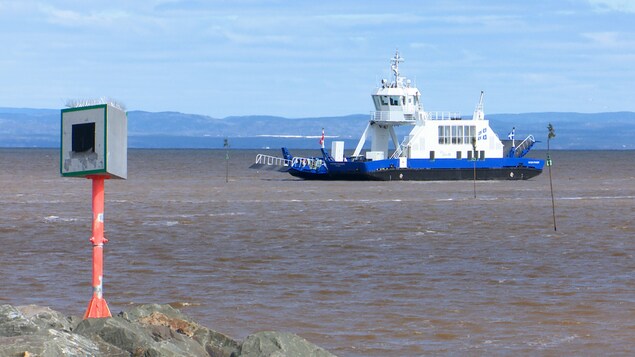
84, 175, 112, 318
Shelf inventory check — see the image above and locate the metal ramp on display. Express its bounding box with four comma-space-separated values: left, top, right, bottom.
249, 154, 291, 171
250, 154, 327, 172
510, 135, 536, 158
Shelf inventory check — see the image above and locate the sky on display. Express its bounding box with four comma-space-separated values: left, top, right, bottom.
1, 0, 634, 118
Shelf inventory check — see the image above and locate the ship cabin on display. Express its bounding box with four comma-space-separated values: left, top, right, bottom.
404, 100, 506, 161
358, 86, 504, 160
353, 51, 506, 162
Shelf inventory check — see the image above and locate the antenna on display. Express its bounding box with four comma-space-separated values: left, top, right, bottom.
472, 91, 485, 120
66, 97, 126, 111
390, 49, 404, 82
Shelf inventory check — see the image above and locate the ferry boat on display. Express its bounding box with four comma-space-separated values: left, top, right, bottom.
252, 51, 544, 181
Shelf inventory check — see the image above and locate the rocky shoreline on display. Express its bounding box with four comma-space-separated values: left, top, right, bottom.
0, 304, 337, 357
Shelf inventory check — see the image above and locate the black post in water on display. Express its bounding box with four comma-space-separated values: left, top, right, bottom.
547, 123, 557, 231
224, 138, 230, 183
472, 137, 477, 199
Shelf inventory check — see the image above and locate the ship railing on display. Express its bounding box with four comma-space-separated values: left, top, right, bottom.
512, 135, 536, 158
254, 154, 290, 167
425, 111, 462, 120
391, 136, 411, 159
371, 111, 417, 122
290, 156, 327, 170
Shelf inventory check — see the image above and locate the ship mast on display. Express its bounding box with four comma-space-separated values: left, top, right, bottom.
472, 90, 485, 120
390, 50, 404, 86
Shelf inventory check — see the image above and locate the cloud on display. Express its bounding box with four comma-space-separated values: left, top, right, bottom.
220, 30, 294, 45
154, 0, 208, 12
315, 13, 422, 26
409, 42, 437, 50
38, 4, 130, 27
582, 31, 621, 47
587, 0, 635, 13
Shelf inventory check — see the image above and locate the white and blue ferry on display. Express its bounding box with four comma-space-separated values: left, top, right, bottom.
254, 51, 544, 181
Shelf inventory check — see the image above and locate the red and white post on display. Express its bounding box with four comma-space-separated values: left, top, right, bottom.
84, 175, 112, 318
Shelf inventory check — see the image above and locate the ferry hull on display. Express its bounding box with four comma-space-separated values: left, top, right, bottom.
289, 158, 545, 181
289, 167, 542, 181
367, 167, 543, 181
288, 161, 381, 180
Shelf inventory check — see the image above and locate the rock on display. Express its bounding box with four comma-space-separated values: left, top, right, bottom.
125, 304, 240, 357
0, 304, 122, 357
193, 327, 241, 357
17, 305, 80, 332
75, 316, 155, 354
239, 331, 337, 357
0, 304, 337, 357
0, 304, 39, 337
0, 328, 123, 357
75, 314, 209, 356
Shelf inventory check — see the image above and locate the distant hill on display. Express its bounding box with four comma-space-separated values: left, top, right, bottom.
1, 107, 633, 150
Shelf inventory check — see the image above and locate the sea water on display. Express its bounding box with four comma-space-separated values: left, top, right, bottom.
1, 148, 634, 356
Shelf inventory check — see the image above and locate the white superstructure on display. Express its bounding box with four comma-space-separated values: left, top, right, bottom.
351, 50, 505, 162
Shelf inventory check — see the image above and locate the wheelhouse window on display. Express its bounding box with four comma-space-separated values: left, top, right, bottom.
373, 96, 381, 109
438, 125, 476, 145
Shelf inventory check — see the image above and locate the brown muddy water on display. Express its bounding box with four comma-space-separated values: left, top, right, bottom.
1, 148, 634, 356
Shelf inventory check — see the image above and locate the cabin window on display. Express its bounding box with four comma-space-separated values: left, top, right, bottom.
381, 96, 388, 106
408, 97, 412, 104
456, 151, 462, 159
465, 126, 476, 145
430, 151, 435, 160
480, 150, 485, 160
438, 125, 477, 145
373, 96, 381, 109
467, 151, 473, 160
389, 96, 401, 106
451, 126, 458, 144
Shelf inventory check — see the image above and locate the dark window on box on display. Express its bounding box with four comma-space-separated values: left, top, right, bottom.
72, 122, 95, 153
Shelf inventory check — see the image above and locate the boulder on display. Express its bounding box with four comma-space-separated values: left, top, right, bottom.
0, 304, 39, 337
0, 328, 125, 357
124, 304, 240, 357
0, 304, 337, 357
17, 305, 80, 332
239, 331, 337, 357
0, 304, 123, 356
75, 314, 209, 356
